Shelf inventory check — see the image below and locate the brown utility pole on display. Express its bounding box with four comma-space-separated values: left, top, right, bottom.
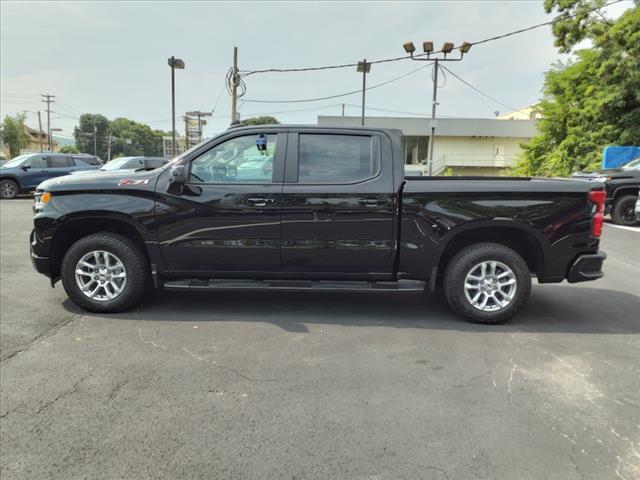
183, 115, 189, 152
230, 46, 238, 124
41, 94, 55, 151
37, 111, 43, 152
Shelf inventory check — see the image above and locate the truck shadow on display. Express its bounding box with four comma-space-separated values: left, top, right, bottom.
65, 285, 640, 335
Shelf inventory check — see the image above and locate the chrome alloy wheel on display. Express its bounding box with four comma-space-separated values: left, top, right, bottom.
75, 250, 127, 301
463, 261, 517, 312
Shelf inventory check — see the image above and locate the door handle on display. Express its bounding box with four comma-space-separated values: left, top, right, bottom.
247, 197, 275, 207
358, 198, 385, 207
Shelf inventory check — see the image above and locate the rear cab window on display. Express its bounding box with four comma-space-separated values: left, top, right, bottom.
297, 134, 378, 184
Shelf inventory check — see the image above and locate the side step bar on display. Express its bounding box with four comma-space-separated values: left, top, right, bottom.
163, 278, 426, 293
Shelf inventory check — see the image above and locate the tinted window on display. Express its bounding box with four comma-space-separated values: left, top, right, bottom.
298, 134, 374, 183
47, 156, 73, 168
25, 155, 47, 168
190, 134, 276, 184
74, 156, 99, 166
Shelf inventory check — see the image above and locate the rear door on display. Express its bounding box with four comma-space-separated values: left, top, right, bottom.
280, 130, 396, 278
45, 155, 75, 178
156, 131, 286, 274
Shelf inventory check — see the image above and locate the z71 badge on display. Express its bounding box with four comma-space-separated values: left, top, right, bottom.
118, 179, 149, 186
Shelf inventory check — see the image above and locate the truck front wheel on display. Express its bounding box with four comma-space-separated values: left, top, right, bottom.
61, 232, 149, 313
443, 243, 531, 324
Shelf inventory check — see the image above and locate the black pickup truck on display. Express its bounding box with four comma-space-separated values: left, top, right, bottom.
31, 125, 607, 324
572, 157, 640, 226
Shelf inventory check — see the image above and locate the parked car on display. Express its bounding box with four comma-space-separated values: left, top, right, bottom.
0, 153, 102, 199
71, 156, 168, 175
635, 194, 640, 223
31, 126, 607, 324
572, 157, 640, 225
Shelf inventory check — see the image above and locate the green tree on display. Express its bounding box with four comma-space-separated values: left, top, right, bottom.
58, 145, 79, 154
514, 5, 640, 176
74, 114, 110, 159
108, 118, 164, 159
239, 116, 279, 126
1, 114, 29, 158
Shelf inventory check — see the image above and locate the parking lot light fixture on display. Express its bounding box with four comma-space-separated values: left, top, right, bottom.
441, 42, 454, 54
403, 42, 416, 55
422, 41, 434, 54
460, 41, 472, 53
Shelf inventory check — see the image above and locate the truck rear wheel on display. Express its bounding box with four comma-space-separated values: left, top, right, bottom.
61, 232, 148, 313
443, 243, 531, 324
611, 195, 639, 226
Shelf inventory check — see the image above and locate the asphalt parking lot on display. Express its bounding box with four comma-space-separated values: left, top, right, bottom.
1, 198, 639, 480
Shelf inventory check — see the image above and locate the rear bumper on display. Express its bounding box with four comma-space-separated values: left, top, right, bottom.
30, 229, 51, 277
567, 251, 606, 283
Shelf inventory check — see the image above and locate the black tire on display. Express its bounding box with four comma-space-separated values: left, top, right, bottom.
443, 242, 531, 324
0, 179, 19, 199
61, 232, 149, 313
611, 195, 639, 226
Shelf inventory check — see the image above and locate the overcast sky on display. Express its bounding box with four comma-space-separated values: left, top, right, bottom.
0, 1, 633, 139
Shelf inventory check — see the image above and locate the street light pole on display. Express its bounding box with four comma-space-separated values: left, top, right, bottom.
403, 41, 470, 176
357, 59, 371, 126
168, 56, 185, 157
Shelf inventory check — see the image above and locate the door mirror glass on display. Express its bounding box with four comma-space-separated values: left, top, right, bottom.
169, 165, 187, 185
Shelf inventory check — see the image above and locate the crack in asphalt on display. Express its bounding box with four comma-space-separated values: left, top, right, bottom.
35, 372, 93, 415
1, 310, 84, 364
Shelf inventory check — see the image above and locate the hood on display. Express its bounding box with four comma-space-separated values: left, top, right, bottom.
37, 169, 162, 192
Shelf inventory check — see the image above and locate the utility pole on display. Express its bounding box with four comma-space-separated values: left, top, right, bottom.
427, 58, 439, 175
186, 111, 212, 143
93, 118, 98, 156
230, 46, 238, 124
41, 94, 55, 152
357, 60, 371, 126
402, 40, 471, 175
341, 104, 345, 116
37, 111, 43, 152
183, 115, 190, 152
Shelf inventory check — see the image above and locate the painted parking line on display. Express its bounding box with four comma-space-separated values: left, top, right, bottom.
605, 223, 640, 233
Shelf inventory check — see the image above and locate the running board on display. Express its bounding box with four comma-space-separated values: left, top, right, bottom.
163, 278, 426, 293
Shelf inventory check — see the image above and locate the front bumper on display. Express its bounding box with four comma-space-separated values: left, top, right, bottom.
567, 251, 606, 283
30, 229, 51, 277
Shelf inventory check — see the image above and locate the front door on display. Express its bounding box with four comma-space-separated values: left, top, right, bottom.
280, 131, 396, 278
156, 131, 286, 275
20, 154, 49, 189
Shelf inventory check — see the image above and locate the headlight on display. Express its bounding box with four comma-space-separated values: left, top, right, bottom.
33, 191, 51, 212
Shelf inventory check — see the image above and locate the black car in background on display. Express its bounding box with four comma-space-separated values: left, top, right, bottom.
0, 153, 102, 199
572, 158, 640, 225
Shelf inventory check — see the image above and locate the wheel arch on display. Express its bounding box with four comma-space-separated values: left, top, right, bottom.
50, 214, 153, 280
435, 222, 547, 283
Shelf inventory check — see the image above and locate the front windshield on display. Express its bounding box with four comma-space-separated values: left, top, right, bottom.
1, 154, 31, 168
623, 158, 640, 170
101, 157, 136, 171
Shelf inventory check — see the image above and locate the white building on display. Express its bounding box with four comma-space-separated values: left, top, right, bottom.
317, 116, 538, 175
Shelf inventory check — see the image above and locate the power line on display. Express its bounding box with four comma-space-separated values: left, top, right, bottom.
438, 64, 522, 113
242, 63, 432, 104
239, 0, 625, 76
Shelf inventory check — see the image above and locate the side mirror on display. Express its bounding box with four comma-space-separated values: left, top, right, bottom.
168, 165, 187, 194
